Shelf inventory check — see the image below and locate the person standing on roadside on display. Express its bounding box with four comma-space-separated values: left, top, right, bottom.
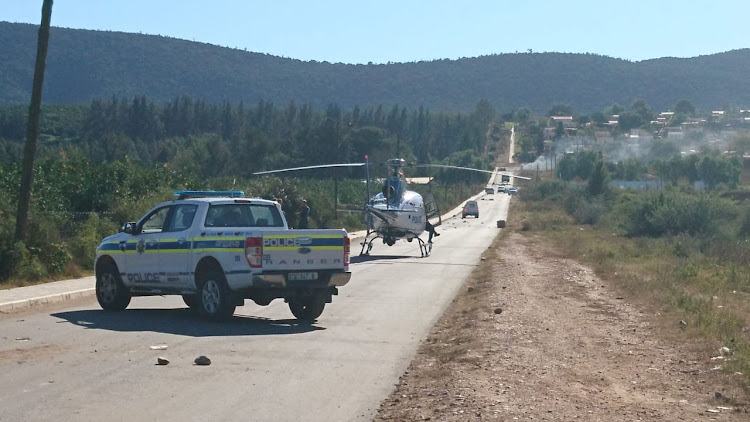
298, 199, 310, 229
276, 198, 287, 221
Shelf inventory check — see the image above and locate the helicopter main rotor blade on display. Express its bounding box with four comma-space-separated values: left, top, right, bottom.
253, 163, 366, 175
412, 164, 494, 174
413, 164, 532, 180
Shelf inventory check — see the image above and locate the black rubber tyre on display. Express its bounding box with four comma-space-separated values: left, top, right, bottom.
198, 272, 236, 321
289, 297, 326, 321
182, 294, 200, 309
96, 262, 131, 311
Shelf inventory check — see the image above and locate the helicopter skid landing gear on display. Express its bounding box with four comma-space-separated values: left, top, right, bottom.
360, 233, 376, 256
417, 237, 432, 257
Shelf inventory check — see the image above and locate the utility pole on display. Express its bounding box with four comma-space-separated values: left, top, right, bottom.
14, 0, 54, 243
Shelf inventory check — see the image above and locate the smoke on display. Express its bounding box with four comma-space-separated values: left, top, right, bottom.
519, 129, 742, 172
519, 155, 554, 171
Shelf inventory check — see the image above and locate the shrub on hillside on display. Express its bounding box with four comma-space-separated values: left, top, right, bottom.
519, 180, 570, 202
614, 190, 737, 237
571, 197, 609, 225
70, 214, 119, 270
7, 241, 47, 281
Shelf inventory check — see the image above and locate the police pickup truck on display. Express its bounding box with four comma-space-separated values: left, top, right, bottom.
94, 191, 351, 321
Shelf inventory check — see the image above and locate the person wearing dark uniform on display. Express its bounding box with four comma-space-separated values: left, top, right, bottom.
425, 220, 440, 242
298, 199, 310, 229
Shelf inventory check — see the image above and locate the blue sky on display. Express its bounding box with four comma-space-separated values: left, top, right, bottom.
3, 0, 748, 64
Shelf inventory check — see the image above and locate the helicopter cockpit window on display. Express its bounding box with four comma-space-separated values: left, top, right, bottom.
382, 181, 401, 202
382, 183, 397, 198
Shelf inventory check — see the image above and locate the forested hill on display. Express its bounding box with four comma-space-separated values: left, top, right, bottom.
2, 21, 749, 112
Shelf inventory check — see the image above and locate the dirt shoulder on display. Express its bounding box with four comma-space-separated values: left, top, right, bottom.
374, 232, 749, 421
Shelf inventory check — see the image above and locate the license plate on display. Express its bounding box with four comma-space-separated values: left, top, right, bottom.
287, 272, 319, 281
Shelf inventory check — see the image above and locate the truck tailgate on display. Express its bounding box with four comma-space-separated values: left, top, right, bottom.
261, 230, 348, 272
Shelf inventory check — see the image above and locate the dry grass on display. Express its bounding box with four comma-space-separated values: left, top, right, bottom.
509, 196, 750, 389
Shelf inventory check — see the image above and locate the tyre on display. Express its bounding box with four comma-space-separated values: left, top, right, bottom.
288, 297, 326, 321
198, 272, 236, 320
182, 294, 200, 309
96, 262, 131, 310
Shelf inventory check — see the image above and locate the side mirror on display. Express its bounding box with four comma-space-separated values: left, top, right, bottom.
121, 222, 137, 234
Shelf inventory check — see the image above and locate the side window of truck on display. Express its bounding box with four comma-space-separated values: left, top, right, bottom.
204, 203, 284, 228
166, 204, 198, 232
139, 206, 171, 233
251, 205, 283, 227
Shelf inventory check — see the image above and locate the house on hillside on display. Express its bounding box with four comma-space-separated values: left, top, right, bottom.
594, 131, 613, 143
665, 127, 684, 140
655, 111, 675, 127
628, 129, 653, 141
548, 116, 575, 127
545, 116, 577, 139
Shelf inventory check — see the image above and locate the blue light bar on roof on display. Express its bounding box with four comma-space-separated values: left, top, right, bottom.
174, 190, 245, 199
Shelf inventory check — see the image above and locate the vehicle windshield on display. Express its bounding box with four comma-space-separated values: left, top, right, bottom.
205, 203, 284, 228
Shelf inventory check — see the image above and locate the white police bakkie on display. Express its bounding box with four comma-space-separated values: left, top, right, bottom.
95, 191, 351, 321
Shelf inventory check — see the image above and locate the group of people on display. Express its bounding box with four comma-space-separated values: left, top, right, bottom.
272, 197, 310, 229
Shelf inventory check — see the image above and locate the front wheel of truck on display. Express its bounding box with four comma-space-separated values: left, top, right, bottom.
96, 261, 131, 311
198, 272, 236, 321
289, 297, 326, 321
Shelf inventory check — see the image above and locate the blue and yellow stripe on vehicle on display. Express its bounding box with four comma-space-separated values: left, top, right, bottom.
97, 241, 122, 253
262, 234, 345, 251
97, 240, 159, 254
192, 236, 245, 253
157, 238, 194, 253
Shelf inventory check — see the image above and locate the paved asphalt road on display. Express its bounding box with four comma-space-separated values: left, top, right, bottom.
0, 191, 511, 422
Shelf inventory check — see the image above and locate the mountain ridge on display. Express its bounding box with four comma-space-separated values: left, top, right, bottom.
1, 21, 748, 112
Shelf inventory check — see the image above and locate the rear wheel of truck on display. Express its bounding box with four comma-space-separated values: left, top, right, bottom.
198, 272, 236, 321
289, 297, 326, 321
96, 262, 131, 311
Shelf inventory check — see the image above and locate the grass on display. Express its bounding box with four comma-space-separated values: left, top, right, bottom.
509, 194, 750, 390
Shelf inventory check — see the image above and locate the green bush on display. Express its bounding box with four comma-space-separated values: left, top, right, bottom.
38, 242, 71, 275
614, 190, 737, 237
70, 214, 119, 270
519, 180, 570, 202
571, 197, 608, 225
8, 241, 47, 281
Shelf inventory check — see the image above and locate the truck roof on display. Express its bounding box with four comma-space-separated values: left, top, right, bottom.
172, 190, 276, 205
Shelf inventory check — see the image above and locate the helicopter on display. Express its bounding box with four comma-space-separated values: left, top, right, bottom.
253, 157, 529, 257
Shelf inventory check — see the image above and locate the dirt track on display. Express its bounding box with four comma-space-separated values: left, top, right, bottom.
374, 232, 749, 421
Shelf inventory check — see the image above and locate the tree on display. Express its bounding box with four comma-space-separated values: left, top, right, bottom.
604, 104, 624, 117
554, 121, 564, 140
731, 134, 750, 156
15, 0, 53, 243
649, 139, 680, 161
674, 99, 696, 116
547, 103, 574, 117
514, 108, 532, 124
558, 154, 577, 180
617, 112, 644, 132
588, 158, 610, 196
630, 99, 653, 123
590, 111, 607, 125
